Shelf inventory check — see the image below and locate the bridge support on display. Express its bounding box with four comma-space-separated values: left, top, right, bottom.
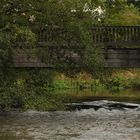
103, 48, 140, 68
12, 48, 140, 68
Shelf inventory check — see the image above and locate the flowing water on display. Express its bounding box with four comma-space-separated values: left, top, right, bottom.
0, 90, 140, 140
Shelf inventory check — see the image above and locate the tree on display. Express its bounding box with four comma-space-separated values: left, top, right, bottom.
0, 0, 36, 72
33, 0, 101, 70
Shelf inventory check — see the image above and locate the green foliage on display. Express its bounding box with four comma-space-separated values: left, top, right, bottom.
53, 80, 72, 89
91, 79, 106, 92
0, 29, 13, 72
0, 70, 66, 111
13, 26, 36, 48
0, 79, 26, 111
0, 0, 36, 73
105, 70, 140, 91
83, 48, 104, 72
108, 75, 126, 91
126, 77, 140, 89
105, 4, 140, 25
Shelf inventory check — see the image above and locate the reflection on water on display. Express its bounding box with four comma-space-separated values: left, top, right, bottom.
0, 100, 140, 140
59, 89, 140, 103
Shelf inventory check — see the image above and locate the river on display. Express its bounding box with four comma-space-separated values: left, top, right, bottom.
0, 91, 140, 140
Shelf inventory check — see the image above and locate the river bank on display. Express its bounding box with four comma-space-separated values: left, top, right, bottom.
0, 69, 140, 111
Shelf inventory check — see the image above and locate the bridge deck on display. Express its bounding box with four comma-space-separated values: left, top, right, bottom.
2, 26, 140, 68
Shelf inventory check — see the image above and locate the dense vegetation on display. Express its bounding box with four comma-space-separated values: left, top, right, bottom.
0, 69, 140, 111
0, 0, 140, 111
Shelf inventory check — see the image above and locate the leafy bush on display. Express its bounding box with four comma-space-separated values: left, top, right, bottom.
126, 78, 140, 89
107, 76, 125, 91
91, 79, 106, 92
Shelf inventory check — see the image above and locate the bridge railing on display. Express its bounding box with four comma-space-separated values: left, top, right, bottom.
92, 26, 140, 47
36, 26, 140, 47
35, 27, 84, 48
1, 26, 140, 48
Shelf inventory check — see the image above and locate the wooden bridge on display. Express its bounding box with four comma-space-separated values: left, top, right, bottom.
92, 26, 140, 67
13, 26, 140, 68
